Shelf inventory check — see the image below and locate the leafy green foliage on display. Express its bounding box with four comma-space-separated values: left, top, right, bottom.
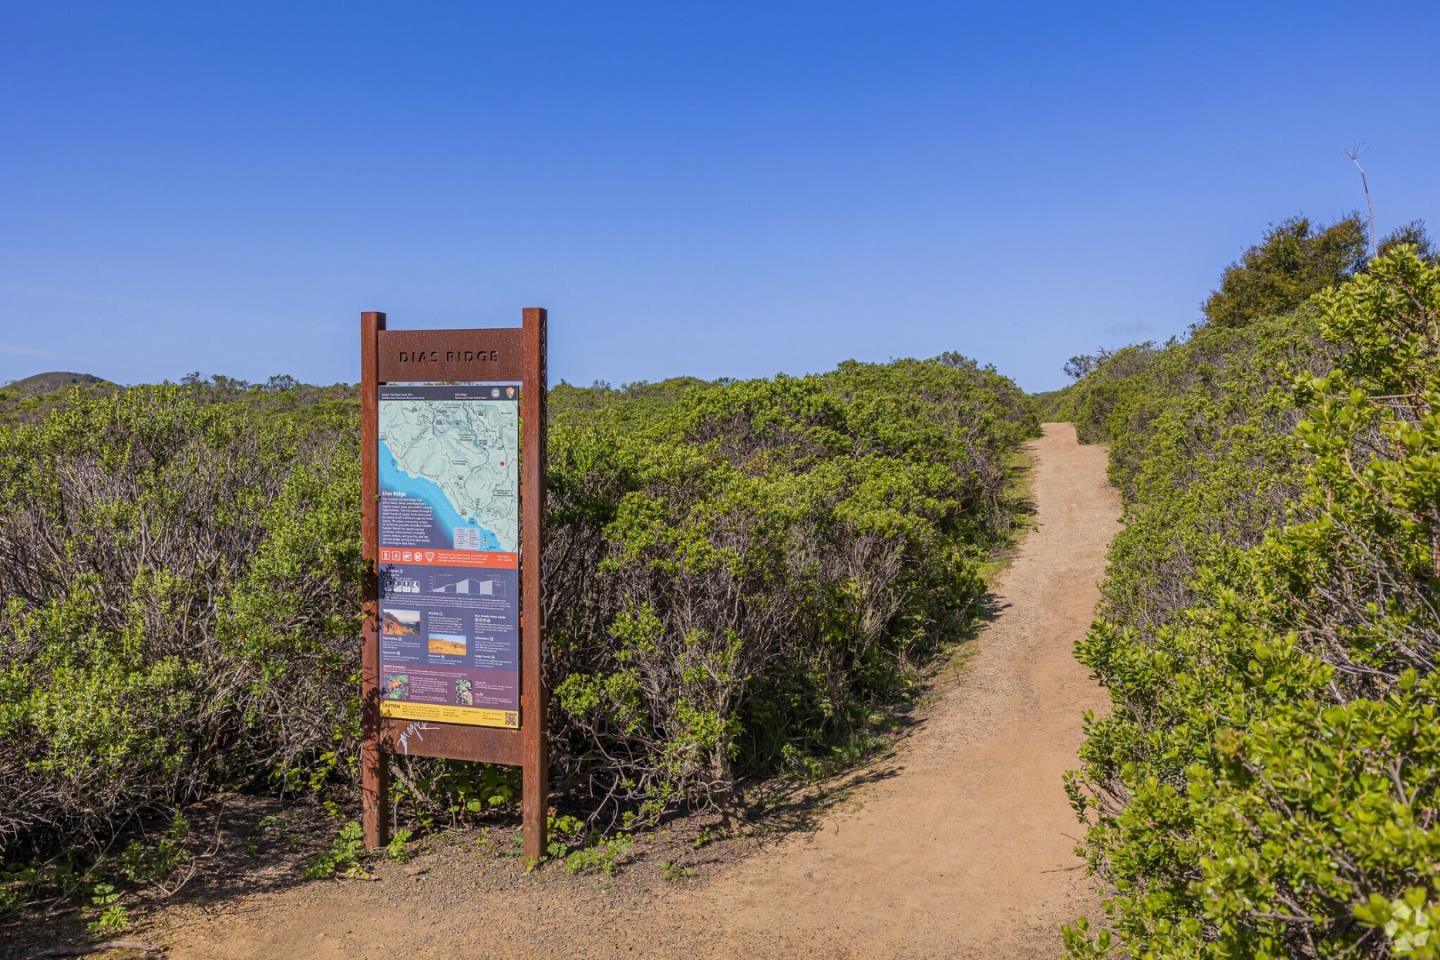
1063, 245, 1440, 958
539, 811, 638, 875
659, 859, 696, 882
561, 833, 636, 876
118, 809, 191, 886
1202, 215, 1368, 329
303, 821, 367, 879
0, 377, 118, 428
0, 386, 363, 866
85, 881, 128, 934
384, 828, 414, 864
544, 355, 1035, 826
1355, 887, 1440, 958
0, 353, 1035, 899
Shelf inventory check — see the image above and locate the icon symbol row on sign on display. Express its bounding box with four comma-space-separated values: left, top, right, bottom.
380, 549, 439, 563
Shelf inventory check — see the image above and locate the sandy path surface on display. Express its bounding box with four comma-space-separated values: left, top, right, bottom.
150, 422, 1118, 960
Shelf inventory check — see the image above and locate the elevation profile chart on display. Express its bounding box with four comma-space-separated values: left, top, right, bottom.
376, 384, 521, 728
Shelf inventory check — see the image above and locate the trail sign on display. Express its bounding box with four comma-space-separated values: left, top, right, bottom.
360, 309, 548, 860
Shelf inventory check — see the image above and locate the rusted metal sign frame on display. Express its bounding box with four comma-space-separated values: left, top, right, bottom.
360, 308, 548, 860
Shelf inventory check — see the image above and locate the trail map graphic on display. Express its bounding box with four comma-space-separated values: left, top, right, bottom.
378, 389, 518, 552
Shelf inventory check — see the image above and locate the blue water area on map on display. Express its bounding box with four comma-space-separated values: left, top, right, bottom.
378, 440, 504, 550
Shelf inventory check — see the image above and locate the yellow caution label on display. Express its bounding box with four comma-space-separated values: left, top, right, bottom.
380, 701, 520, 728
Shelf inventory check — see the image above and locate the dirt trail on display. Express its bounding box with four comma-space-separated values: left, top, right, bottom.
151, 422, 1119, 960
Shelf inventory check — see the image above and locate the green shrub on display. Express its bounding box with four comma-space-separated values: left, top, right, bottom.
0, 354, 1036, 893
544, 358, 1036, 825
0, 387, 362, 863
1066, 247, 1440, 958
304, 821, 367, 879
85, 882, 128, 934
1201, 215, 1368, 329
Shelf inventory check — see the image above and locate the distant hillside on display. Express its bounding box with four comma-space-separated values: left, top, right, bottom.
0, 371, 118, 425
5, 370, 113, 393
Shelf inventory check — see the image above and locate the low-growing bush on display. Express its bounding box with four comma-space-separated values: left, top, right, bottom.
1064, 246, 1440, 958
0, 353, 1036, 897
0, 388, 363, 862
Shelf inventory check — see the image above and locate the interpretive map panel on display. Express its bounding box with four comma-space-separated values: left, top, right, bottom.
377, 384, 520, 728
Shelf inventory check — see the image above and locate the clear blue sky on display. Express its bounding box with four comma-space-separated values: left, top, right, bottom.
3, 2, 1437, 392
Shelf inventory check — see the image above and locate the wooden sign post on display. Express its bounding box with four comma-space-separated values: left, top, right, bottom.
360, 308, 548, 860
